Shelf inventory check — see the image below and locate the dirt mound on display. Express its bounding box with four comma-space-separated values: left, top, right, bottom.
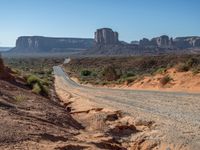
129, 68, 200, 92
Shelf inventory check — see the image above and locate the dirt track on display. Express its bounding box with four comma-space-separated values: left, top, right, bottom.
54, 66, 200, 149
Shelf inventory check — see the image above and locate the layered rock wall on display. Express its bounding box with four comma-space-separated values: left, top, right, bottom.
11, 36, 94, 53
95, 28, 119, 45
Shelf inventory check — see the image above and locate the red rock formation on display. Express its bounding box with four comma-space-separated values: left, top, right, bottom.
0, 55, 14, 81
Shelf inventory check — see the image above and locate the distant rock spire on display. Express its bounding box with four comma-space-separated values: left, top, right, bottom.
95, 28, 119, 45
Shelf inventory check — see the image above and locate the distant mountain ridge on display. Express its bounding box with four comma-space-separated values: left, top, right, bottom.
10, 36, 94, 53
9, 28, 200, 55
81, 28, 200, 56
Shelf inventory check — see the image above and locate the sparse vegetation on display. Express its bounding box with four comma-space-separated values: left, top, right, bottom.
4, 57, 64, 96
176, 63, 189, 72
32, 82, 42, 94
81, 70, 92, 76
14, 94, 26, 102
156, 68, 167, 74
160, 75, 172, 85
64, 54, 200, 85
26, 75, 49, 96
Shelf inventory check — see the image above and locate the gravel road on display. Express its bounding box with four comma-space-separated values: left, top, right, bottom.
54, 66, 200, 148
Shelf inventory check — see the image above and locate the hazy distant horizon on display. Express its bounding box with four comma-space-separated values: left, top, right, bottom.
0, 0, 199, 47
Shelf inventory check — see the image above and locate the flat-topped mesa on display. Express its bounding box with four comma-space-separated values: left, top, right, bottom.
151, 35, 173, 48
139, 35, 173, 48
174, 36, 200, 49
95, 28, 119, 45
11, 36, 94, 53
139, 35, 200, 49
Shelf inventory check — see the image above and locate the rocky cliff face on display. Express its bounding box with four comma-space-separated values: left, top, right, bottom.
151, 35, 173, 48
82, 29, 200, 56
0, 56, 4, 75
174, 37, 200, 48
139, 35, 173, 48
138, 35, 200, 49
11, 36, 94, 53
95, 28, 119, 45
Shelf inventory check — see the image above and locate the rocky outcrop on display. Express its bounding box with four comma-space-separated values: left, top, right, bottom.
95, 28, 119, 45
11, 36, 94, 53
139, 36, 200, 49
139, 35, 173, 48
81, 29, 200, 56
151, 35, 173, 48
0, 55, 14, 81
9, 28, 200, 56
174, 37, 200, 49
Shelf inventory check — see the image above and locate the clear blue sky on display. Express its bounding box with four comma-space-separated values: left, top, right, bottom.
0, 0, 199, 46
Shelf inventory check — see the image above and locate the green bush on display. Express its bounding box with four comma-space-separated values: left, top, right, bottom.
122, 71, 135, 78
81, 70, 92, 76
32, 83, 42, 94
26, 75, 49, 96
27, 75, 41, 86
156, 68, 167, 74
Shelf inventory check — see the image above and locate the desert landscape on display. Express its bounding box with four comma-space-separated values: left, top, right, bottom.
0, 52, 199, 149
0, 0, 200, 149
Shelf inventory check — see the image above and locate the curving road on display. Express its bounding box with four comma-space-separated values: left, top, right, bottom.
53, 66, 200, 146
54, 66, 200, 122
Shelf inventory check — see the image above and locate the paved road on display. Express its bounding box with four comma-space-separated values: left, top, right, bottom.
53, 66, 200, 126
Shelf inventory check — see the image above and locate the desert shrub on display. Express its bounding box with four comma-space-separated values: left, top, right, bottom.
32, 83, 41, 94
27, 75, 41, 86
125, 77, 137, 85
26, 75, 49, 96
192, 67, 200, 75
14, 94, 26, 102
81, 70, 91, 76
160, 75, 172, 85
122, 71, 135, 78
176, 63, 189, 72
102, 66, 119, 81
186, 57, 199, 67
156, 68, 167, 74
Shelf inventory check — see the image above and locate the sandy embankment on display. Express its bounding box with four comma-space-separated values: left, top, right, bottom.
127, 68, 200, 93
72, 68, 200, 93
